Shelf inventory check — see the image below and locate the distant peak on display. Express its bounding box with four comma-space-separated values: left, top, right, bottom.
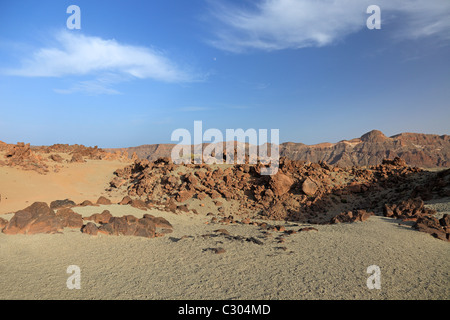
360, 130, 387, 142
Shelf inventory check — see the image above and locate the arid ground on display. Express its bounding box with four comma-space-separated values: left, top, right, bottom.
0, 141, 449, 300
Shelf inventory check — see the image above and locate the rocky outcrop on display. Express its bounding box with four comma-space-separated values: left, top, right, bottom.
413, 215, 449, 241
2, 202, 81, 235
330, 210, 374, 224
2, 201, 173, 239
383, 198, 436, 221
2, 142, 49, 174
50, 199, 76, 210
85, 210, 113, 224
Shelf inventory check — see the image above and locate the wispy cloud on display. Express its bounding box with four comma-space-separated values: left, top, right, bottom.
178, 106, 213, 112
206, 0, 450, 52
4, 30, 201, 94
53, 74, 124, 95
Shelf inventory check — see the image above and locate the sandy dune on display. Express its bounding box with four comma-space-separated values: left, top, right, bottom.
0, 203, 448, 300
0, 159, 129, 214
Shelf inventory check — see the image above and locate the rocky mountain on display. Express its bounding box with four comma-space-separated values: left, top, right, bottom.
105, 130, 450, 168
279, 130, 450, 168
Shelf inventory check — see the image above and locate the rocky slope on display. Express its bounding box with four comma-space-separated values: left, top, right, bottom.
105, 130, 450, 168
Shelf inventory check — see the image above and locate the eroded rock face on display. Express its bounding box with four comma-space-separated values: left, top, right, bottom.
111, 131, 450, 168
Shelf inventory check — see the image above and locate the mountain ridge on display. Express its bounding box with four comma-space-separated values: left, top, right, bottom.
105, 130, 450, 168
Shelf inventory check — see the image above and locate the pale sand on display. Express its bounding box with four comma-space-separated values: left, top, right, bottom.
1, 204, 448, 300
0, 159, 129, 214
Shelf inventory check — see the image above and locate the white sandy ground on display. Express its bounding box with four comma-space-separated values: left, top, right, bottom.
0, 201, 449, 300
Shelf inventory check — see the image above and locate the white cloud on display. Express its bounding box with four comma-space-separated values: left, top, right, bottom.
206, 0, 450, 52
5, 30, 197, 83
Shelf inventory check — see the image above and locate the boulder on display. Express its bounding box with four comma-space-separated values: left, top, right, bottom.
81, 222, 99, 236
130, 199, 148, 210
85, 210, 113, 224
331, 210, 374, 224
176, 190, 194, 202
95, 214, 171, 239
50, 199, 76, 210
49, 154, 63, 163
3, 202, 63, 235
55, 208, 84, 229
413, 216, 449, 241
79, 200, 95, 207
96, 196, 112, 205
119, 196, 133, 205
302, 177, 319, 197
269, 172, 294, 197
70, 153, 85, 163
383, 198, 434, 220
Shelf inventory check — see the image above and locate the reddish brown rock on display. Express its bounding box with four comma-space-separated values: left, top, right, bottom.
70, 153, 85, 163
331, 210, 374, 224
213, 247, 226, 254
3, 202, 63, 235
151, 216, 173, 229
176, 190, 194, 202
96, 196, 112, 205
383, 198, 434, 220
110, 177, 127, 188
413, 216, 449, 241
94, 213, 171, 239
85, 210, 112, 224
49, 154, 63, 163
302, 177, 319, 196
197, 193, 207, 201
50, 199, 76, 210
382, 157, 408, 167
119, 196, 133, 205
298, 227, 318, 232
0, 217, 8, 230
81, 222, 99, 236
79, 200, 95, 207
130, 199, 148, 210
268, 172, 294, 197
56, 208, 84, 229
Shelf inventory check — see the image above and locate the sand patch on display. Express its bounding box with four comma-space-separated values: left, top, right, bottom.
0, 160, 128, 214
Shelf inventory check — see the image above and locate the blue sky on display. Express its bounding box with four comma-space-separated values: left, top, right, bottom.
0, 0, 449, 148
